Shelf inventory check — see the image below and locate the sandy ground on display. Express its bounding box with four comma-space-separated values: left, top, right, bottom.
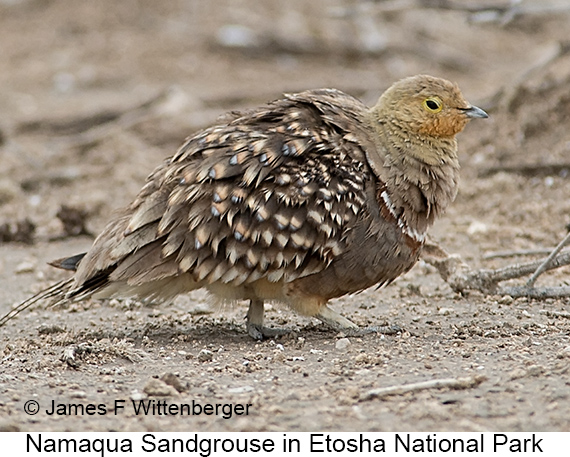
0, 0, 569, 432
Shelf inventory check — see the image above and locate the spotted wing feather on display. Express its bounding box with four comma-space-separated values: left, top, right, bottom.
70, 90, 371, 301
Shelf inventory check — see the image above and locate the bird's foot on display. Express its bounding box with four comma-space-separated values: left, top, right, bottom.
316, 305, 401, 336
246, 299, 291, 340
247, 323, 291, 341
342, 324, 402, 337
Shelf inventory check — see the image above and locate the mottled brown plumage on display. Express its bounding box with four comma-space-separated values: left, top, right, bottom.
1, 75, 487, 339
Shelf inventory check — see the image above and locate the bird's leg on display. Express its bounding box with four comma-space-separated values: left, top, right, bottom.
316, 305, 401, 336
316, 305, 359, 330
246, 299, 265, 340
246, 299, 290, 340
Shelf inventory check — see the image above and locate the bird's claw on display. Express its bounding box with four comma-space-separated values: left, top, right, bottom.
247, 323, 291, 341
343, 324, 402, 337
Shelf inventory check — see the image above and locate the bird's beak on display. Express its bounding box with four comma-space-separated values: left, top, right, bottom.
462, 105, 488, 119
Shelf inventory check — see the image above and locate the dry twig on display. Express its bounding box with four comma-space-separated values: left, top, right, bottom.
499, 41, 570, 111
479, 162, 570, 179
527, 231, 570, 287
361, 375, 486, 401
422, 240, 570, 298
331, 1, 570, 23
483, 248, 565, 260
539, 309, 570, 319
500, 286, 570, 299
54, 88, 176, 150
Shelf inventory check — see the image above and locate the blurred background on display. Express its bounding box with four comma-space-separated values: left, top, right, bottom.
0, 0, 569, 271
1, 0, 570, 433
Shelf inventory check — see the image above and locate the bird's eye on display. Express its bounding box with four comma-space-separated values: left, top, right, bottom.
423, 97, 442, 113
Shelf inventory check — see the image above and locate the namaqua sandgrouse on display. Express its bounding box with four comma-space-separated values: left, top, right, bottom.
2, 75, 487, 339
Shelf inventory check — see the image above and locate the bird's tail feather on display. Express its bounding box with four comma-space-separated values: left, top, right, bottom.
0, 278, 74, 327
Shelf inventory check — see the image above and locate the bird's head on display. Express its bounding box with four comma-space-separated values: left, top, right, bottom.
373, 74, 487, 140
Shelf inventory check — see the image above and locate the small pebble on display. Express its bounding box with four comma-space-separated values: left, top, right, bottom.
467, 221, 488, 235
228, 386, 254, 394
0, 421, 20, 432
143, 379, 179, 397
70, 391, 87, 399
15, 261, 36, 274
130, 391, 147, 401
37, 324, 66, 335
0, 179, 19, 204
160, 372, 187, 393
216, 24, 258, 48
198, 349, 214, 362
336, 338, 351, 351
